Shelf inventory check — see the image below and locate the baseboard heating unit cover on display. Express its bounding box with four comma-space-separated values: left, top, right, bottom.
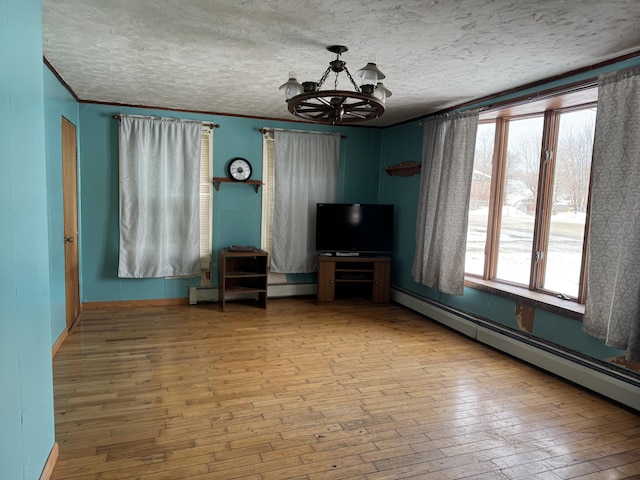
391, 287, 640, 411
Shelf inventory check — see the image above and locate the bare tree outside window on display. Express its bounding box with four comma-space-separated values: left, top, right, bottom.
554, 109, 596, 213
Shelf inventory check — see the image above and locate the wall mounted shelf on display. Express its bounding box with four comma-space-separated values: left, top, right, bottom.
212, 177, 263, 193
383, 161, 421, 177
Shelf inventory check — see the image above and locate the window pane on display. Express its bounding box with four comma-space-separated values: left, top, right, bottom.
466, 122, 495, 275
543, 108, 596, 297
496, 116, 543, 285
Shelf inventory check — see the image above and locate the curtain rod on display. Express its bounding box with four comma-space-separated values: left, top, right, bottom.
418, 80, 599, 126
418, 108, 486, 126
260, 127, 346, 139
112, 114, 219, 129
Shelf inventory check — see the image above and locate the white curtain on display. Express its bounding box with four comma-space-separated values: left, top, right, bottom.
118, 115, 202, 278
583, 66, 640, 362
271, 130, 340, 273
412, 111, 479, 295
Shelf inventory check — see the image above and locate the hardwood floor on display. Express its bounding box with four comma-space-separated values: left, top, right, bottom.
51, 298, 640, 479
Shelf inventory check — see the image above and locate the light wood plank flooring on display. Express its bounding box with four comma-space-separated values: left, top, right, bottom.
52, 298, 640, 479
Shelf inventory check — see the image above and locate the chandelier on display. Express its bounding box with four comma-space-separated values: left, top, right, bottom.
279, 45, 392, 125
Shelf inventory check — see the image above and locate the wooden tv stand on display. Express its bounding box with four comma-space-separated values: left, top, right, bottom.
317, 255, 391, 304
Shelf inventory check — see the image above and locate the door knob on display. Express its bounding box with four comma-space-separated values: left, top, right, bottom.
64, 237, 74, 243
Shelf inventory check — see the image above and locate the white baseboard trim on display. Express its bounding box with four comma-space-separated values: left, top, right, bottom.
189, 283, 317, 305
189, 286, 218, 304
391, 288, 640, 411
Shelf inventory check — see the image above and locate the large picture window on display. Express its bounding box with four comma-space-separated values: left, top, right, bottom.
465, 91, 597, 305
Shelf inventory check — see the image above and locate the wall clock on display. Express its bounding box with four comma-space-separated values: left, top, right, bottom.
227, 157, 252, 181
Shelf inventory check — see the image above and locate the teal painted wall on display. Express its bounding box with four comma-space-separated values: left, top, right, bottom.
0, 1, 56, 479
378, 122, 423, 291
78, 103, 382, 302
2, 3, 636, 475
44, 66, 80, 345
379, 57, 640, 364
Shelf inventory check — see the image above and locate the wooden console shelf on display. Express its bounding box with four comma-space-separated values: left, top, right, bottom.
383, 161, 421, 177
212, 177, 263, 193
218, 248, 268, 311
317, 255, 391, 304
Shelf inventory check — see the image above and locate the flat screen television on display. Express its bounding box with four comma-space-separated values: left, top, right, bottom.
315, 203, 394, 255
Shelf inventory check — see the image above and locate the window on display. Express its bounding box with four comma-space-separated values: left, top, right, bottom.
199, 127, 213, 282
544, 109, 595, 297
261, 129, 341, 274
118, 116, 207, 278
496, 115, 544, 285
466, 122, 495, 276
466, 90, 597, 305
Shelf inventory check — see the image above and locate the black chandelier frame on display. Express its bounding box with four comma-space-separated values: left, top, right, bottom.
286, 45, 385, 125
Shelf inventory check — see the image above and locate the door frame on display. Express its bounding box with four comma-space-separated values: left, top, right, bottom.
62, 116, 80, 330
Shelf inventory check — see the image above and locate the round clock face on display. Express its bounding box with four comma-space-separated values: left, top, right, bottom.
228, 157, 252, 181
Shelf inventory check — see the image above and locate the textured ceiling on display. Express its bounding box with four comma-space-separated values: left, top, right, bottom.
42, 0, 640, 127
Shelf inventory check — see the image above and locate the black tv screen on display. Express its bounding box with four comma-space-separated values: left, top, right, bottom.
316, 203, 394, 255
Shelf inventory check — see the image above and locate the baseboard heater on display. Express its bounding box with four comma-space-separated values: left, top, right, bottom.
391, 287, 640, 412
189, 283, 317, 304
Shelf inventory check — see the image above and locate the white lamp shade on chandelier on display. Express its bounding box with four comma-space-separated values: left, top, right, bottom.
355, 57, 386, 87
374, 82, 392, 104
278, 72, 304, 100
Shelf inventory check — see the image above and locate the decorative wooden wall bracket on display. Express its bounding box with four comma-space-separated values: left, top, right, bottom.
212, 177, 263, 193
383, 161, 421, 177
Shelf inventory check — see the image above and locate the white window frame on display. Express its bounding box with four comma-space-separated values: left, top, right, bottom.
199, 127, 213, 284
261, 132, 275, 255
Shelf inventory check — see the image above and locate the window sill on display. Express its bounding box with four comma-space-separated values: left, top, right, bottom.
464, 276, 585, 321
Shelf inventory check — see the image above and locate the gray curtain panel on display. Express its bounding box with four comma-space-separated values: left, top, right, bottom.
118, 115, 202, 278
583, 66, 640, 362
412, 111, 479, 295
272, 130, 340, 273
